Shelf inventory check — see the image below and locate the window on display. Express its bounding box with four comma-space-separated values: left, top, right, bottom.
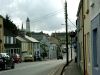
13, 37, 16, 44
11, 37, 13, 44
93, 29, 98, 67
9, 36, 11, 44
5, 36, 7, 44
7, 36, 9, 44
4, 36, 5, 44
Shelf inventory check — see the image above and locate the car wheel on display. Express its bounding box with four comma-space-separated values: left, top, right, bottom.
2, 64, 7, 70
11, 63, 15, 69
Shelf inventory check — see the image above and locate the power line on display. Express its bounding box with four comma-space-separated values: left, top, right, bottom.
68, 18, 76, 28
31, 8, 64, 23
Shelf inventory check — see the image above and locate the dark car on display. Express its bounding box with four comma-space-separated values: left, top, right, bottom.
57, 55, 63, 60
57, 53, 63, 60
0, 53, 15, 70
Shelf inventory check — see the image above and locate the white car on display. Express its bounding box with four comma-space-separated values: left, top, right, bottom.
23, 54, 34, 62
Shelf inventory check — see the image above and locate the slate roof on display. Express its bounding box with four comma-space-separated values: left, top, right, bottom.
25, 35, 39, 43
16, 36, 26, 42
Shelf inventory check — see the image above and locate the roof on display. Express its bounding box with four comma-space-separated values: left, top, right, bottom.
77, 0, 82, 16
25, 35, 39, 43
31, 32, 49, 41
49, 37, 59, 45
16, 36, 26, 42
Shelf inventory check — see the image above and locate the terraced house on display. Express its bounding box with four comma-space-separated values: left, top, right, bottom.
76, 0, 92, 75
0, 15, 4, 53
90, 0, 100, 75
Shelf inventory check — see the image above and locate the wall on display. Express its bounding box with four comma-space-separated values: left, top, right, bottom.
90, 0, 100, 75
0, 16, 4, 52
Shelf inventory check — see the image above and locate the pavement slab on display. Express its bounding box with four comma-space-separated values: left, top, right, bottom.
63, 61, 82, 75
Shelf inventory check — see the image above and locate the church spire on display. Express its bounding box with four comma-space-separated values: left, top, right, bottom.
26, 17, 30, 32
21, 22, 24, 30
26, 17, 30, 22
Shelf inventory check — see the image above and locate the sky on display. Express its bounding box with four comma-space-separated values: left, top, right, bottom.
0, 0, 80, 35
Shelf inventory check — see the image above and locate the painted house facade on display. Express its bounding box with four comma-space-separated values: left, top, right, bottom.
48, 37, 59, 59
90, 0, 100, 75
0, 15, 4, 53
76, 1, 84, 72
76, 0, 92, 75
25, 35, 40, 60
4, 29, 20, 55
31, 32, 50, 59
16, 36, 28, 57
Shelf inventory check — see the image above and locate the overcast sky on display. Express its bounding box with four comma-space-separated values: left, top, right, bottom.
0, 0, 80, 35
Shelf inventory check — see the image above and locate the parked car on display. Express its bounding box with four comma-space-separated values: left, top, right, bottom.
12, 54, 21, 63
0, 53, 15, 70
57, 53, 63, 60
57, 55, 63, 60
23, 54, 33, 62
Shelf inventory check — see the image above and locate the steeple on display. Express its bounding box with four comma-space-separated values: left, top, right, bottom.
26, 17, 30, 22
21, 22, 23, 30
26, 17, 30, 32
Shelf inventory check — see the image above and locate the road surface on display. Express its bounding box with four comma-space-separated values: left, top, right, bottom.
0, 59, 66, 75
0, 46, 75, 75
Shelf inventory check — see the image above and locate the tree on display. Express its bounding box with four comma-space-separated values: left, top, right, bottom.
3, 14, 18, 36
40, 43, 48, 58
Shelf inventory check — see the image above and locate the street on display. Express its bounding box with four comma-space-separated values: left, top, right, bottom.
0, 59, 66, 75
0, 46, 75, 75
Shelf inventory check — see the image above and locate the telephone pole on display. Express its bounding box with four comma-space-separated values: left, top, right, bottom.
65, 0, 69, 65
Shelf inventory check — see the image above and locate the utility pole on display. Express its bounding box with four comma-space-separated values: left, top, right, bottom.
65, 0, 69, 65
71, 35, 72, 60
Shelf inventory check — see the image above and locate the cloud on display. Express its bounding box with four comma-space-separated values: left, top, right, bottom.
0, 0, 79, 34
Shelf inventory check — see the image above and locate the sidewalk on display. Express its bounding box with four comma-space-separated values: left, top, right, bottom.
48, 62, 66, 75
62, 61, 82, 75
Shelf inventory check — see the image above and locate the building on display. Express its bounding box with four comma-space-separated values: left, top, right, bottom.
0, 15, 4, 53
26, 17, 30, 32
16, 36, 28, 57
51, 32, 66, 44
90, 0, 100, 75
4, 28, 20, 55
3, 15, 19, 55
76, 0, 92, 75
31, 32, 50, 59
83, 0, 92, 75
18, 23, 26, 37
48, 37, 59, 59
24, 35, 39, 60
76, 1, 84, 71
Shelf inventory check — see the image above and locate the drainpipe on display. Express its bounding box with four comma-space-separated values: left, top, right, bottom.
82, 0, 85, 75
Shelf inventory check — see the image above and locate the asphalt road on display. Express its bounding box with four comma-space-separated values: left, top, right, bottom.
0, 59, 66, 75
0, 45, 75, 75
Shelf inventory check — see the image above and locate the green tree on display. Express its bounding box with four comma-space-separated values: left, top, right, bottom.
3, 14, 18, 36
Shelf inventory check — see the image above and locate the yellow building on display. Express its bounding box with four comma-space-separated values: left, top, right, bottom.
0, 15, 4, 53
83, 0, 92, 75
76, 0, 92, 75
